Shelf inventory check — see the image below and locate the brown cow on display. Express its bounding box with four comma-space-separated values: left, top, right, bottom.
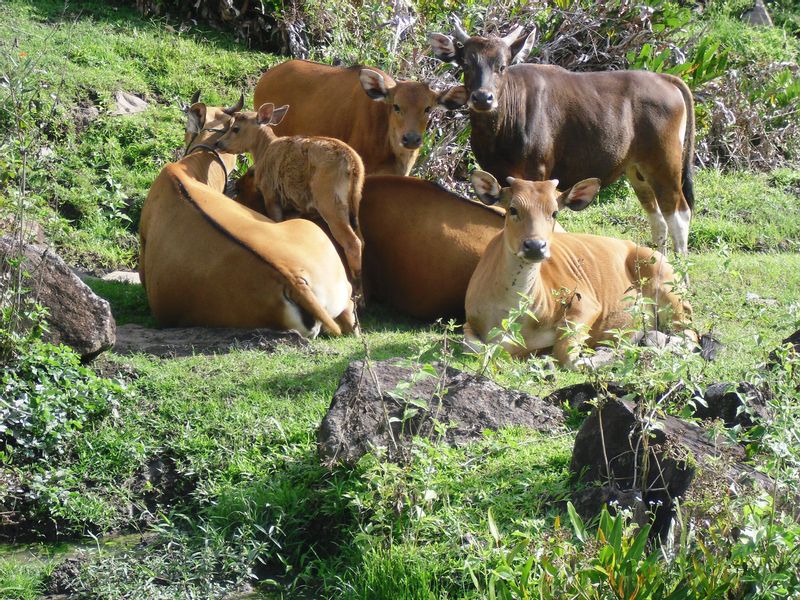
214, 102, 366, 300
252, 59, 462, 175
359, 175, 504, 320
138, 97, 357, 337
430, 20, 696, 256
464, 171, 693, 369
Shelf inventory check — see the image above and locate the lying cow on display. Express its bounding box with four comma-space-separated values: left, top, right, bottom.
214, 102, 366, 300
464, 171, 693, 369
138, 95, 356, 337
430, 20, 696, 256
360, 175, 505, 320
252, 60, 462, 175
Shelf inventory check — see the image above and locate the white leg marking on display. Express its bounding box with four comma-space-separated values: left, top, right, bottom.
647, 209, 669, 251
665, 209, 691, 256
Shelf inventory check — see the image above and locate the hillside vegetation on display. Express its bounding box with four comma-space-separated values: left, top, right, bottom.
1, 0, 800, 598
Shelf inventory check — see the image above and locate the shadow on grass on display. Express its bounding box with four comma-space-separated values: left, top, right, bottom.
15, 0, 277, 56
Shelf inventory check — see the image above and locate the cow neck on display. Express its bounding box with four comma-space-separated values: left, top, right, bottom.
254, 125, 278, 166
179, 150, 235, 192
470, 75, 526, 148
500, 244, 548, 313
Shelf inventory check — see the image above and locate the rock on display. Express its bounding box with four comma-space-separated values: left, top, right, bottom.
698, 333, 723, 361
318, 359, 564, 466
570, 398, 772, 537
696, 382, 770, 429
101, 270, 141, 284
0, 237, 115, 360
111, 91, 149, 116
742, 0, 773, 27
767, 328, 800, 368
113, 323, 307, 357
0, 215, 46, 245
45, 556, 86, 595
545, 381, 629, 413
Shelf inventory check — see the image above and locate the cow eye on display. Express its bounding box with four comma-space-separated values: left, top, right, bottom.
393, 104, 401, 113
509, 206, 518, 217
552, 210, 559, 219
232, 126, 240, 133
424, 106, 431, 114
499, 65, 506, 74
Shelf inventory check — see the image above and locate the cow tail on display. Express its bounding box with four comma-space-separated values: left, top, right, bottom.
286, 277, 343, 337
667, 74, 696, 212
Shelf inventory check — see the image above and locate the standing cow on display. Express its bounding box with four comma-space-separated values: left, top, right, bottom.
253, 60, 462, 175
429, 19, 696, 256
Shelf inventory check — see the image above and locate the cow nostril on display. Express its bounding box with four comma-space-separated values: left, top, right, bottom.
402, 133, 422, 147
523, 239, 547, 253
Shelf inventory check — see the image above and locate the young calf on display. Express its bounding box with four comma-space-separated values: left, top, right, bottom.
464, 172, 693, 369
215, 103, 365, 299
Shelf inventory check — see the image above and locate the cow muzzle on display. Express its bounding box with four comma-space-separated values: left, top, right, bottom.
520, 238, 549, 262
469, 90, 497, 112
401, 132, 422, 150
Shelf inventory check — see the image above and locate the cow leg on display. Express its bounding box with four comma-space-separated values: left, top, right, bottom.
259, 186, 284, 222
553, 300, 602, 370
311, 177, 364, 303
633, 161, 691, 257
626, 166, 668, 252
335, 299, 360, 336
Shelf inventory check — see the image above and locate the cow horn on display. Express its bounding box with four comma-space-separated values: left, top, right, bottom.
451, 14, 469, 43
190, 89, 201, 104
223, 93, 244, 115
501, 25, 524, 46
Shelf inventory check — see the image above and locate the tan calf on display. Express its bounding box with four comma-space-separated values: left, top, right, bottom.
464, 172, 693, 369
214, 103, 365, 299
138, 97, 357, 337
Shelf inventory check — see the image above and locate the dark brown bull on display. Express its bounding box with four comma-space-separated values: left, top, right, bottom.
429, 19, 696, 256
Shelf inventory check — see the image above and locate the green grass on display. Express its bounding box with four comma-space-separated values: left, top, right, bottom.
0, 0, 274, 269
2, 1, 800, 597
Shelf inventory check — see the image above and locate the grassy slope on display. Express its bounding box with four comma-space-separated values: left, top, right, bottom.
1, 1, 800, 598
0, 0, 272, 268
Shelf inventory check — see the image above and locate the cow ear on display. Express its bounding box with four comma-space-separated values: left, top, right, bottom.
510, 27, 537, 64
270, 104, 290, 125
438, 85, 468, 110
359, 69, 395, 102
472, 170, 504, 205
186, 102, 206, 134
557, 178, 601, 211
428, 33, 459, 63
257, 102, 275, 125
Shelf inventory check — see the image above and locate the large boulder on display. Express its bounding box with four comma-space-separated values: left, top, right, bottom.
697, 382, 771, 429
0, 237, 115, 360
319, 359, 564, 466
571, 398, 772, 536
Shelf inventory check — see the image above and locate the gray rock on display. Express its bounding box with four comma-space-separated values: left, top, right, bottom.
111, 91, 149, 116
571, 398, 772, 537
319, 359, 564, 466
0, 237, 115, 360
113, 323, 306, 357
101, 270, 141, 284
0, 216, 46, 245
572, 486, 650, 528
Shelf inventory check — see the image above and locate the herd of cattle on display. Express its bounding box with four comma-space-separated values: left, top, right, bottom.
138, 21, 697, 368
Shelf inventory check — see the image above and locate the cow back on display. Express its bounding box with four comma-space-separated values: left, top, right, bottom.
253, 60, 390, 173
360, 175, 503, 320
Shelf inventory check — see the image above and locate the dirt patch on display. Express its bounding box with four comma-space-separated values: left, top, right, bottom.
114, 324, 307, 357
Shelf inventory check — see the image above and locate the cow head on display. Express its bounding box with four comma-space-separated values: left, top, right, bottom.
359, 68, 465, 152
183, 91, 245, 152
214, 102, 290, 154
472, 171, 600, 262
428, 17, 536, 112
